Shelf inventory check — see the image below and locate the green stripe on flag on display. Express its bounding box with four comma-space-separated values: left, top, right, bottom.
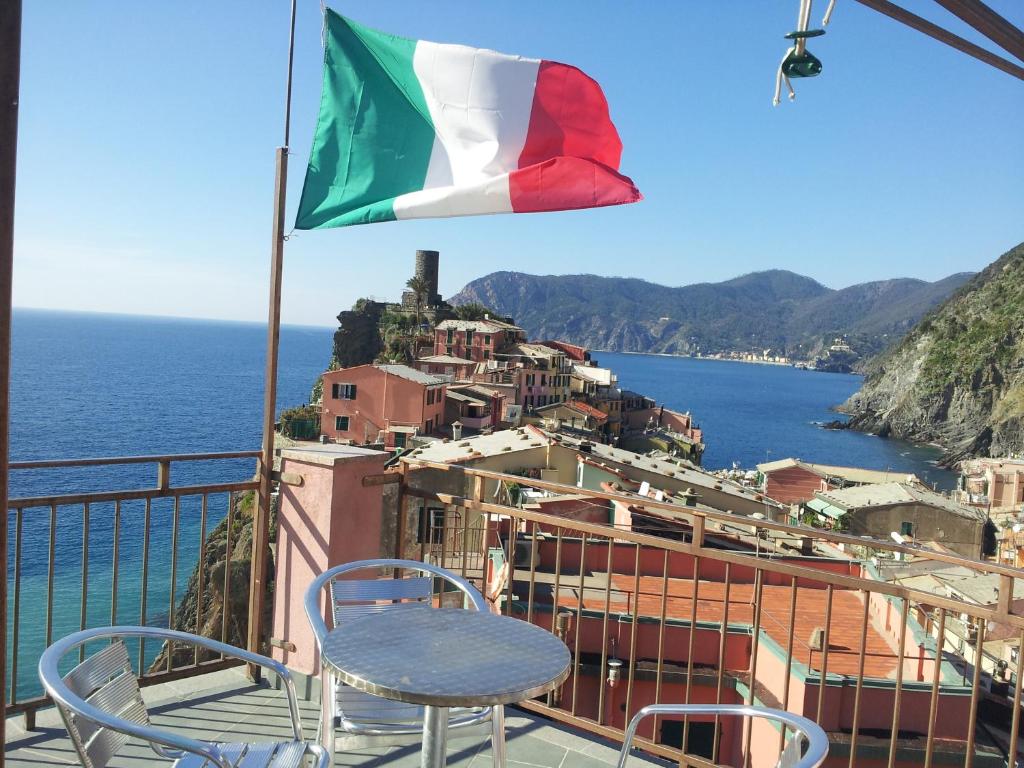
295, 11, 436, 229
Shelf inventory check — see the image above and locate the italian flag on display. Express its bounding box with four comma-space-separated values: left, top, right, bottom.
295, 11, 641, 229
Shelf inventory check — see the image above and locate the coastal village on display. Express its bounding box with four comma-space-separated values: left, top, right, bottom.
5, 3, 1024, 767
274, 251, 1024, 764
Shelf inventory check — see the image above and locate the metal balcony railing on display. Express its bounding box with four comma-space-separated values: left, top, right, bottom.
5, 451, 261, 726
401, 459, 1024, 768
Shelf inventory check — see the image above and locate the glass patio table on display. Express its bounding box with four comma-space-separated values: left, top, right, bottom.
321, 605, 571, 768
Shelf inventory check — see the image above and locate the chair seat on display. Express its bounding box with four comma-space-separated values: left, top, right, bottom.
174, 741, 317, 768
335, 684, 491, 732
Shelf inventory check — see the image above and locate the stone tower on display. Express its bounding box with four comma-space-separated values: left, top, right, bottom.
414, 249, 441, 306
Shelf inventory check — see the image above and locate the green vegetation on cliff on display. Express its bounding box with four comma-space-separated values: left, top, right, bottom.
845, 242, 1024, 462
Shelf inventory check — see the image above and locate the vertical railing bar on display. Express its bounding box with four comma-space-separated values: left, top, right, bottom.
1005, 626, 1024, 768
777, 575, 798, 755
681, 557, 701, 764
138, 498, 152, 673
545, 528, 564, 708
45, 504, 57, 649
10, 506, 23, 704
110, 500, 121, 626
437, 505, 448, 577
548, 530, 563, 634
814, 584, 834, 723
651, 549, 669, 742
527, 521, 538, 625
712, 562, 732, 764
221, 493, 234, 653
79, 502, 90, 664
166, 495, 180, 673
887, 597, 911, 768
742, 569, 765, 768
460, 506, 470, 578
924, 608, 947, 768
504, 514, 517, 617
194, 494, 208, 667
570, 534, 588, 717
964, 619, 986, 768
847, 593, 871, 768
596, 538, 614, 727
624, 543, 641, 724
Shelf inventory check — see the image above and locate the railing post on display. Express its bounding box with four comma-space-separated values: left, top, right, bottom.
156, 459, 170, 491
0, 1, 21, 758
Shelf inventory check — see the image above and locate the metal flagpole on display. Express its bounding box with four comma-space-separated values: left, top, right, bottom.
247, 0, 298, 679
0, 1, 22, 758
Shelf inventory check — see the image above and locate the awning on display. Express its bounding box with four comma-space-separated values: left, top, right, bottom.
806, 497, 846, 520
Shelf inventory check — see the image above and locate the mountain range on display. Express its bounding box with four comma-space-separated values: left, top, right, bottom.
449, 269, 974, 362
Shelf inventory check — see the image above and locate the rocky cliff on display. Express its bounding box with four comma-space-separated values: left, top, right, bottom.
149, 491, 275, 671
842, 242, 1024, 464
450, 269, 972, 363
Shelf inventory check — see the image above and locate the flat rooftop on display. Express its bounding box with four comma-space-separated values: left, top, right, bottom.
5, 668, 669, 768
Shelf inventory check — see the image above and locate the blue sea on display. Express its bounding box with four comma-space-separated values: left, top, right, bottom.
6, 309, 333, 702
4, 311, 953, 701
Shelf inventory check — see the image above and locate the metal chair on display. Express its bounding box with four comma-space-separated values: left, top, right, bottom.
304, 559, 506, 764
38, 626, 330, 768
616, 704, 829, 768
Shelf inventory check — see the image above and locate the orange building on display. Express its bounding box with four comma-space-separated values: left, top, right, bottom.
320, 364, 447, 448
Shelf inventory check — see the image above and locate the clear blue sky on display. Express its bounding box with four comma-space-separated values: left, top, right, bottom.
13, 2, 1024, 327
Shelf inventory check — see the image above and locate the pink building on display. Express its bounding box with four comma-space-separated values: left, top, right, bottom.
320, 363, 446, 448
433, 318, 525, 363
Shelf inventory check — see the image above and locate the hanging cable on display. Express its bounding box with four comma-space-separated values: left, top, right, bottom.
822, 0, 837, 27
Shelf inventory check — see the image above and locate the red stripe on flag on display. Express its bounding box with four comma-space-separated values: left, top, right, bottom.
512, 60, 640, 214
519, 61, 624, 171
509, 158, 641, 213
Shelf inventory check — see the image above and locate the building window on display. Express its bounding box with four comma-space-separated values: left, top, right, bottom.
446, 345, 453, 355
484, 335, 491, 346
483, 350, 490, 360
332, 383, 357, 400
446, 328, 454, 344
335, 415, 350, 431
426, 389, 434, 405
425, 418, 433, 434
394, 432, 407, 449
466, 330, 474, 345
541, 374, 547, 386
901, 521, 914, 537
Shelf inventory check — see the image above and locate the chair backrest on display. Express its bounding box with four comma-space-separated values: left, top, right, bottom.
54, 639, 150, 768
307, 559, 486, 641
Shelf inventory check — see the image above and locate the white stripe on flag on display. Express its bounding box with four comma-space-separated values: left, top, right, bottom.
412, 41, 541, 189
393, 174, 512, 220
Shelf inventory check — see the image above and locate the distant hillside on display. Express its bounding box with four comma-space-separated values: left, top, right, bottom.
842, 242, 1024, 463
449, 269, 973, 363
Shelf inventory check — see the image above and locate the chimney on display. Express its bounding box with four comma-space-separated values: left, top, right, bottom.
452, 420, 464, 441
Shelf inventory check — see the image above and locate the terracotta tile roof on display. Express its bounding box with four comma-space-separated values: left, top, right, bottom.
566, 400, 608, 422
540, 573, 902, 679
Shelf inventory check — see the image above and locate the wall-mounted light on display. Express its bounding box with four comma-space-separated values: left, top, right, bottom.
607, 658, 623, 689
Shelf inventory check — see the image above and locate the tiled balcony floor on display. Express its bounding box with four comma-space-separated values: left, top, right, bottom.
4, 669, 668, 768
